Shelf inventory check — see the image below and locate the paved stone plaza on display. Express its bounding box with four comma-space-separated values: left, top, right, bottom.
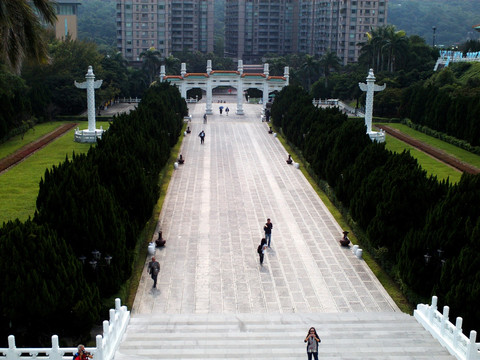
132, 98, 399, 315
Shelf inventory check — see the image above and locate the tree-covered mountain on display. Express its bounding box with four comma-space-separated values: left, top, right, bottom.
388, 0, 480, 47
77, 0, 116, 50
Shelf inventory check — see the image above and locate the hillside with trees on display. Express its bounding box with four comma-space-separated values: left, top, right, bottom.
388, 0, 480, 46
77, 0, 116, 50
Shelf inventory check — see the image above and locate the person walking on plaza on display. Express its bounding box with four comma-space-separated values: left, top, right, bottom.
147, 256, 160, 288
257, 238, 267, 265
199, 130, 205, 144
264, 218, 273, 247
225, 107, 229, 116
203, 113, 207, 123
304, 327, 321, 360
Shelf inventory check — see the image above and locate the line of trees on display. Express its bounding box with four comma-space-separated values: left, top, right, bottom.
0, 35, 151, 142
271, 85, 480, 333
0, 82, 187, 346
399, 63, 480, 147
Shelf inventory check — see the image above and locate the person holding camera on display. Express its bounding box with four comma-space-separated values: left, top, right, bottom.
74, 344, 93, 360
304, 327, 321, 360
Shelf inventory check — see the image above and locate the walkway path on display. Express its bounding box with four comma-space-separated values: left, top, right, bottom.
132, 100, 398, 315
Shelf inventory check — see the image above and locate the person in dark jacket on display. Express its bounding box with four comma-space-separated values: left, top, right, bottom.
304, 327, 321, 360
147, 257, 160, 288
257, 238, 267, 265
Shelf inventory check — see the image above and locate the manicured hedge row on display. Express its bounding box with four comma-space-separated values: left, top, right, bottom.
272, 85, 480, 333
0, 82, 187, 346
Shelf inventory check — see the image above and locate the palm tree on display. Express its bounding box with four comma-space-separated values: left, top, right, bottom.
382, 26, 407, 72
139, 47, 162, 84
360, 26, 387, 72
164, 54, 181, 75
268, 56, 287, 76
300, 54, 321, 91
319, 51, 341, 88
0, 0, 57, 73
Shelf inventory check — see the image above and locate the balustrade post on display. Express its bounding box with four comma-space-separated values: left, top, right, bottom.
453, 317, 463, 349
49, 335, 63, 360
95, 335, 104, 360
441, 306, 449, 336
110, 308, 118, 343
429, 296, 438, 324
466, 330, 477, 360
110, 308, 116, 326
7, 335, 16, 360
103, 320, 110, 341
115, 298, 121, 311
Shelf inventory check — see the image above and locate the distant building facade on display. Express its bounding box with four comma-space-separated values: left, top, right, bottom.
116, 0, 214, 63
53, 0, 81, 40
225, 0, 388, 65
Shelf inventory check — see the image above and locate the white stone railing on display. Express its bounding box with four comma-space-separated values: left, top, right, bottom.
434, 51, 480, 71
414, 296, 480, 360
312, 98, 339, 106
116, 97, 141, 103
313, 99, 365, 117
0, 298, 130, 360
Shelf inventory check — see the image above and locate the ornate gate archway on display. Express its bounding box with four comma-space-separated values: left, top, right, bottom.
160, 60, 289, 115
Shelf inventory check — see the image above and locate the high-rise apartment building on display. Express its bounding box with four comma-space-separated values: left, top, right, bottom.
53, 0, 81, 40
116, 0, 214, 63
224, 0, 299, 61
225, 0, 388, 64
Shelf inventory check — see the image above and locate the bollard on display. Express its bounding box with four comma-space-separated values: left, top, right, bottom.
352, 244, 359, 254
148, 242, 155, 255
174, 162, 179, 170
273, 133, 277, 137
356, 249, 363, 259
294, 162, 300, 169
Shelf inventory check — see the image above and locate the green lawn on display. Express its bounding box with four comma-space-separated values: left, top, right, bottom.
0, 122, 73, 159
384, 134, 462, 184
381, 123, 480, 169
0, 121, 109, 224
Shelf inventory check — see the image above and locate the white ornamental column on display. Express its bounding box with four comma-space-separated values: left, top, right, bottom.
358, 69, 386, 133
159, 65, 165, 82
262, 63, 269, 110
284, 66, 290, 86
180, 63, 187, 98
206, 60, 213, 114
236, 60, 244, 115
74, 66, 103, 132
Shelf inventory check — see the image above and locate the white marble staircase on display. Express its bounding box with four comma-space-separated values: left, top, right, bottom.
114, 312, 454, 360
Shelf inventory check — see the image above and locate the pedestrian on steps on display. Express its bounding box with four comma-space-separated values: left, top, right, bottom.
199, 130, 205, 144
264, 218, 273, 247
304, 327, 321, 360
257, 238, 267, 265
147, 256, 160, 288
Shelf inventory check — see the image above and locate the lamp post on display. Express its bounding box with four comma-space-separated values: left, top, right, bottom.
79, 250, 113, 270
432, 26, 437, 47
424, 248, 445, 267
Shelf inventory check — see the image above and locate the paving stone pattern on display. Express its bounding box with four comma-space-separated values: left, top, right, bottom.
118, 100, 454, 360
132, 101, 398, 315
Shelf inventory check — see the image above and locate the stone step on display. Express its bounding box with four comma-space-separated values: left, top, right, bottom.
115, 312, 455, 360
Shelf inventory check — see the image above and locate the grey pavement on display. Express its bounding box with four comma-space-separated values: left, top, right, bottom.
132, 99, 399, 315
